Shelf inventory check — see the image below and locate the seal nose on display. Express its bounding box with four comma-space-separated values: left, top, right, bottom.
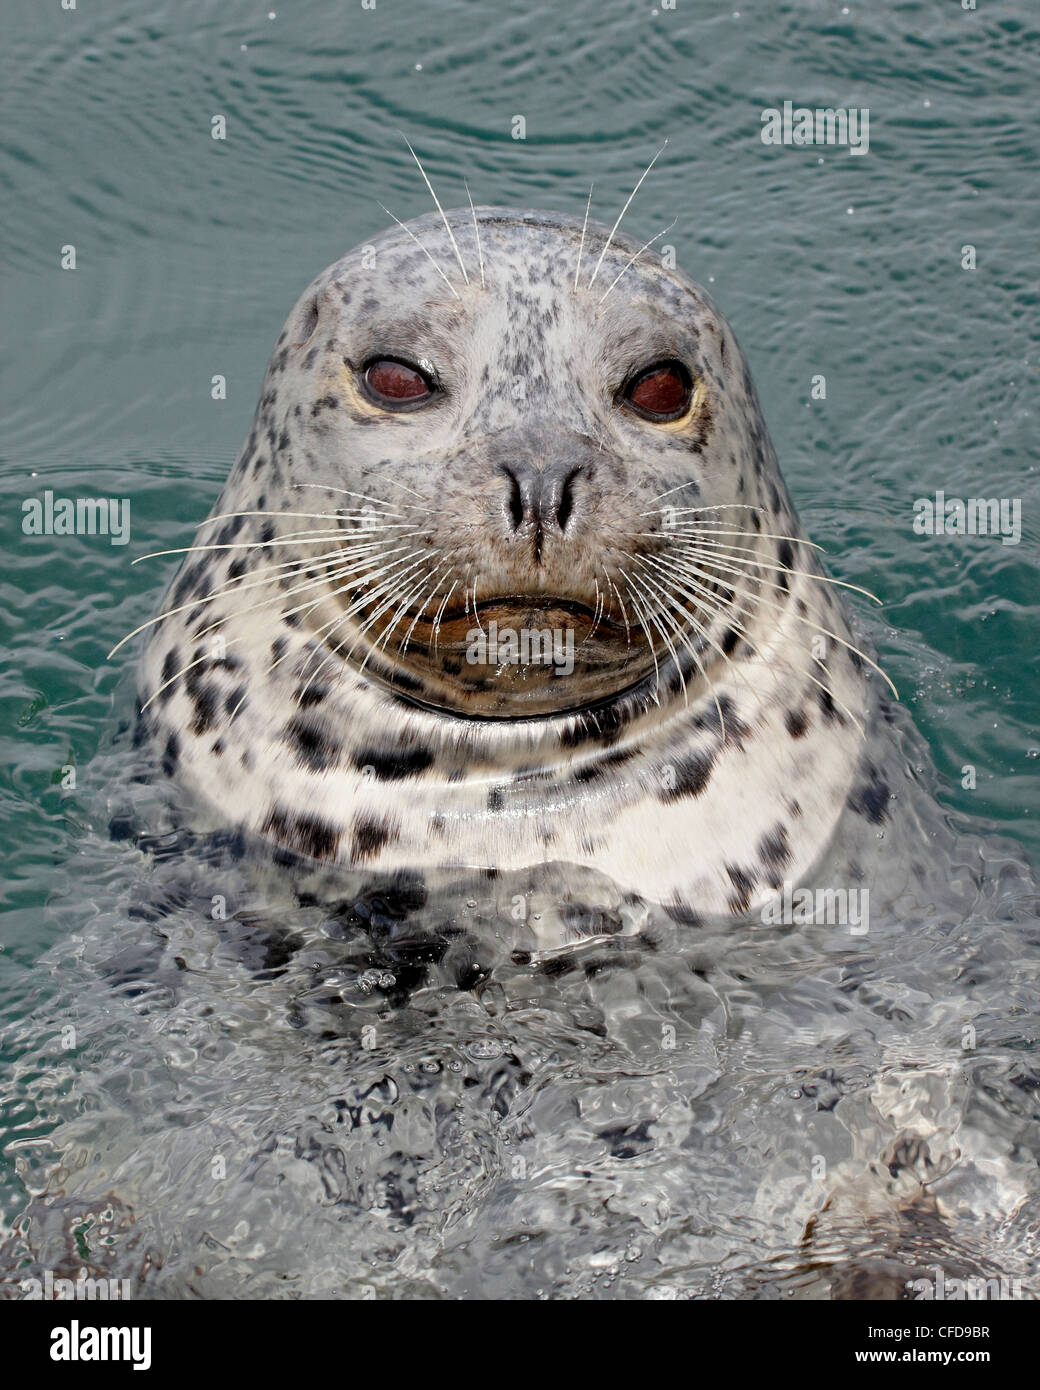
502, 463, 581, 535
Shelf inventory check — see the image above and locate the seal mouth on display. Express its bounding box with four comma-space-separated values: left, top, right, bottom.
403, 593, 627, 636
326, 581, 653, 718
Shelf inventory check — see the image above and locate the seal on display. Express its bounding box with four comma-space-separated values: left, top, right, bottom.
128, 197, 894, 926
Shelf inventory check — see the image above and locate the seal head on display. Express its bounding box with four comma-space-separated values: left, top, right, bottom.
137, 206, 874, 922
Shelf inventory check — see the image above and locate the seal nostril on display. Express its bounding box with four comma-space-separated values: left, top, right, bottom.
504, 468, 524, 531
556, 468, 579, 533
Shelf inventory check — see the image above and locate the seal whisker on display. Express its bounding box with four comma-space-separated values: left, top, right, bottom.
199, 507, 408, 525
132, 527, 415, 566
627, 558, 731, 736
573, 183, 594, 293
398, 559, 455, 656
633, 555, 814, 764
587, 140, 667, 290
660, 547, 898, 698
430, 578, 460, 653
632, 526, 825, 554
469, 575, 485, 638
289, 552, 435, 698
645, 481, 739, 505
671, 537, 883, 607
378, 563, 445, 657
634, 546, 832, 745
264, 563, 426, 699
191, 547, 407, 645
138, 552, 381, 709
631, 567, 689, 701
298, 482, 426, 513
108, 547, 371, 658
651, 551, 868, 733
465, 179, 485, 290
598, 217, 677, 306
640, 504, 773, 519
378, 201, 462, 300
604, 572, 632, 644
617, 572, 662, 702
301, 550, 433, 677
399, 135, 470, 286
381, 477, 433, 504
354, 563, 442, 676
581, 575, 606, 646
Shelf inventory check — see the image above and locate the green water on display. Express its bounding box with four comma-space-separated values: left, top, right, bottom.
1, 0, 1038, 1285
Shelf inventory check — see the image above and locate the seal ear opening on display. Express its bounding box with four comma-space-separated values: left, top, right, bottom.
292, 295, 320, 348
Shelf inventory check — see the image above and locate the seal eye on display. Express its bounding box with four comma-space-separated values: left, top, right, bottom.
362, 357, 435, 409
623, 361, 692, 422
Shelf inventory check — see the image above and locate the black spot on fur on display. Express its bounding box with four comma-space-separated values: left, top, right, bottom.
777, 540, 794, 593
688, 397, 713, 454
691, 695, 749, 747
351, 747, 435, 781
573, 748, 636, 784
296, 684, 328, 707
215, 516, 243, 546
785, 707, 809, 739
757, 825, 792, 886
721, 627, 740, 656
285, 715, 341, 772
663, 897, 703, 927
350, 814, 399, 863
226, 685, 248, 719
487, 786, 505, 811
159, 649, 180, 703
171, 563, 210, 608
262, 806, 340, 861
660, 749, 715, 802
725, 864, 756, 915
816, 684, 845, 725
161, 733, 179, 776
848, 765, 890, 824
184, 670, 220, 735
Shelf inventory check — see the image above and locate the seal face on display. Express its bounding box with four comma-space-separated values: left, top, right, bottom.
136, 205, 879, 922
